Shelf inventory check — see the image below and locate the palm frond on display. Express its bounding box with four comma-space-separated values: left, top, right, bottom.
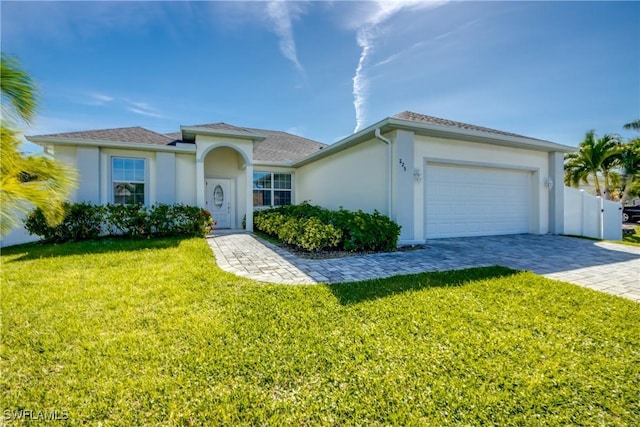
0, 126, 77, 235
623, 119, 640, 131
0, 54, 39, 125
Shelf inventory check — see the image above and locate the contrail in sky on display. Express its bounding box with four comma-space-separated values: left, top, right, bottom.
352, 1, 444, 133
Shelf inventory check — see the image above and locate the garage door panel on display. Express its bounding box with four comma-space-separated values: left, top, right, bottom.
425, 163, 532, 239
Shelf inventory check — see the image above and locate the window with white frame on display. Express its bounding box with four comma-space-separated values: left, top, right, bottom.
112, 157, 146, 205
253, 172, 292, 207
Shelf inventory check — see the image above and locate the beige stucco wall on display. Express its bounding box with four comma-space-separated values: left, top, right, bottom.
295, 138, 389, 214
413, 135, 550, 237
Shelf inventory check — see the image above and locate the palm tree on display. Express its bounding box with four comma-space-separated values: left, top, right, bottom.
623, 119, 640, 131
1, 55, 38, 124
618, 138, 640, 204
564, 130, 622, 199
0, 54, 77, 235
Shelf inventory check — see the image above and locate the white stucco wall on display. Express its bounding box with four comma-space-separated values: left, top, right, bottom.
176, 153, 197, 205
0, 212, 40, 248
295, 138, 389, 214
413, 135, 550, 238
54, 146, 78, 202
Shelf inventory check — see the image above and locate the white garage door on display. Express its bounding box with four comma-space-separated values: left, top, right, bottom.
425, 163, 532, 239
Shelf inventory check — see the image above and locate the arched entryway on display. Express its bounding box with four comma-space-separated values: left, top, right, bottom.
197, 144, 253, 230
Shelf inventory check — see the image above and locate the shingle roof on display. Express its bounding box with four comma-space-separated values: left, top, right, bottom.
33, 123, 327, 162
186, 123, 328, 162
253, 129, 327, 162
393, 111, 548, 142
35, 127, 175, 145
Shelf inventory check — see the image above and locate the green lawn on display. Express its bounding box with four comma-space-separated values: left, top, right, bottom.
1, 238, 639, 425
623, 225, 640, 246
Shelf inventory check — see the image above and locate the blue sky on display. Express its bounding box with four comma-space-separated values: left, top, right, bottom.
2, 1, 638, 153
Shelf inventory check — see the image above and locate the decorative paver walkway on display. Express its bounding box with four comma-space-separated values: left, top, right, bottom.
206, 232, 640, 302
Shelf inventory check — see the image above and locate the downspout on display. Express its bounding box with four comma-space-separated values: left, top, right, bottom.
374, 128, 393, 217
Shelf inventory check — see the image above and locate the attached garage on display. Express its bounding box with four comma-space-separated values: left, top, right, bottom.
424, 163, 533, 239
293, 111, 573, 244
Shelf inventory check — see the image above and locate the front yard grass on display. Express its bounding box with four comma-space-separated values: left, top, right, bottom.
623, 225, 640, 246
1, 238, 639, 425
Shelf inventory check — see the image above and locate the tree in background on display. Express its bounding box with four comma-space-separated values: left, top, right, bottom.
0, 54, 77, 235
618, 138, 640, 203
623, 119, 640, 131
564, 130, 622, 199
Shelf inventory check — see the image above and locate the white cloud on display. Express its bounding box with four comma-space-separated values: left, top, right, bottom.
351, 1, 446, 132
126, 101, 164, 119
265, 1, 306, 75
86, 93, 114, 106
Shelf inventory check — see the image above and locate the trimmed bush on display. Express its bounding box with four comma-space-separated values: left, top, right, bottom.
25, 203, 214, 243
105, 204, 151, 237
254, 202, 401, 252
24, 202, 104, 243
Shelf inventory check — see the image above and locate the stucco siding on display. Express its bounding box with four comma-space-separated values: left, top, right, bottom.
295, 138, 388, 214
76, 147, 101, 204
176, 154, 196, 205
54, 146, 78, 202
156, 152, 176, 204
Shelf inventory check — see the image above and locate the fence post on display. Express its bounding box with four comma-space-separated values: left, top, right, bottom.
580, 190, 586, 237
598, 196, 604, 240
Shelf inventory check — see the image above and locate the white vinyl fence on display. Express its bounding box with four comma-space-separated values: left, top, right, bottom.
564, 187, 622, 241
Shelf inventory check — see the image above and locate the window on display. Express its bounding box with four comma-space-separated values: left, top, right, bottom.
253, 172, 292, 207
112, 157, 146, 205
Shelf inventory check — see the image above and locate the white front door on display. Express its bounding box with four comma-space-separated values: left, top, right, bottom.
206, 179, 231, 228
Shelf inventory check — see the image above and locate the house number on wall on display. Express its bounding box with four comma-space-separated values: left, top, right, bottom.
399, 159, 407, 172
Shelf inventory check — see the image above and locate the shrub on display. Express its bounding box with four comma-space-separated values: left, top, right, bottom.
24, 202, 104, 243
105, 204, 151, 237
297, 217, 342, 251
25, 203, 214, 243
253, 202, 400, 252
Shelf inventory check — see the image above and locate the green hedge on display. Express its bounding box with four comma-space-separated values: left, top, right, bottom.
24, 203, 214, 243
254, 202, 401, 252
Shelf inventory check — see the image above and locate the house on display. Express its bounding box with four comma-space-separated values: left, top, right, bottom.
26, 111, 575, 245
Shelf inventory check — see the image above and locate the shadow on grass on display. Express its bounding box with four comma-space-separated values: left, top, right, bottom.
2, 237, 185, 262
328, 265, 519, 305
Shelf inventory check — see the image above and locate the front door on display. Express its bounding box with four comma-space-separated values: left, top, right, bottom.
206, 179, 231, 228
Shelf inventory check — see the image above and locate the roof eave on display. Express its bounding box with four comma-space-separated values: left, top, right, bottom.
293, 117, 575, 167
253, 160, 295, 167
26, 136, 197, 153
180, 126, 267, 142
388, 118, 576, 153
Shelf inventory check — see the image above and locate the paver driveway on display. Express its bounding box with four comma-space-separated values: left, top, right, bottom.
207, 233, 640, 302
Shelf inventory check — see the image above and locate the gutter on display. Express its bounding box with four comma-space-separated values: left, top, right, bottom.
374, 128, 393, 217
